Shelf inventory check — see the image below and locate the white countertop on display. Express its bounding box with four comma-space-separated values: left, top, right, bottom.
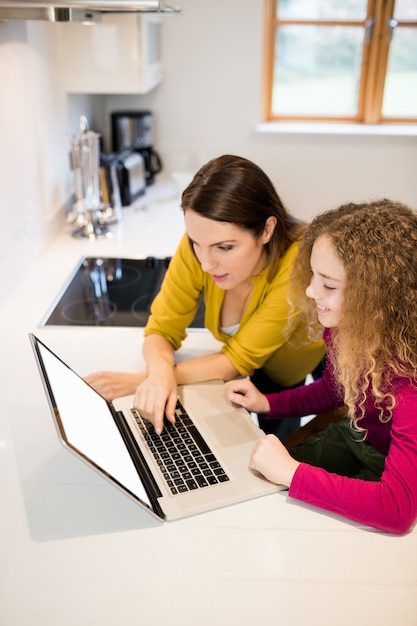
1, 185, 416, 626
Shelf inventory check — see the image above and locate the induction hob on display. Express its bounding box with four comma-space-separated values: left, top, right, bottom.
41, 256, 205, 328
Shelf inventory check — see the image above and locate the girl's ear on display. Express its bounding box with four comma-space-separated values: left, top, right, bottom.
263, 216, 277, 244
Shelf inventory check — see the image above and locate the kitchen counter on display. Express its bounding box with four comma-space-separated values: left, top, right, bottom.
1, 185, 416, 626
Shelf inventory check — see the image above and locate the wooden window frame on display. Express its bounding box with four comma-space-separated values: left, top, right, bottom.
262, 0, 417, 125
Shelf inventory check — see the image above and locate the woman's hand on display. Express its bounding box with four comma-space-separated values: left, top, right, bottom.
133, 363, 178, 435
250, 434, 300, 488
84, 371, 146, 401
225, 378, 270, 414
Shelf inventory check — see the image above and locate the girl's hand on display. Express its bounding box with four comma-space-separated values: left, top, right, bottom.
249, 434, 300, 487
225, 378, 270, 414
84, 371, 146, 401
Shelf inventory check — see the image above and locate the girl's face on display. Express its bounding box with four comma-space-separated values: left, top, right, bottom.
184, 209, 275, 290
305, 234, 345, 328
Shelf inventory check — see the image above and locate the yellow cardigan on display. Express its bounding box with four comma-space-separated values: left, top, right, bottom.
144, 234, 325, 387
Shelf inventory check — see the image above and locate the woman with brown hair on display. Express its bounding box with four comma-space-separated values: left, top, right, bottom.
86, 154, 325, 438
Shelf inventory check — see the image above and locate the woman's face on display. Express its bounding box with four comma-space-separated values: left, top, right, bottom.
305, 234, 345, 328
184, 210, 274, 290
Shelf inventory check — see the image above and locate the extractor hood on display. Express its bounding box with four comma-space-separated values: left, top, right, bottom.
0, 1, 180, 22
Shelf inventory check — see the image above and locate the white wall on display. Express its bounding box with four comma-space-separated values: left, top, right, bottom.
0, 0, 416, 303
0, 20, 99, 302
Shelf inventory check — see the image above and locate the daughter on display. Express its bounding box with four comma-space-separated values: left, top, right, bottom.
226, 199, 417, 534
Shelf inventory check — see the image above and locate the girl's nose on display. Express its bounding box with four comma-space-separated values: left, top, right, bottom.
305, 278, 316, 300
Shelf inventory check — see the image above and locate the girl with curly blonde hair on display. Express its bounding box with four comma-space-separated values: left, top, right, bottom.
226, 199, 417, 534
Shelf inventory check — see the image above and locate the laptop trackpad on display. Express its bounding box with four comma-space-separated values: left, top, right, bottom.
204, 412, 258, 448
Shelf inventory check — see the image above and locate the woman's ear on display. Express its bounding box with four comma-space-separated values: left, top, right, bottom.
263, 216, 277, 243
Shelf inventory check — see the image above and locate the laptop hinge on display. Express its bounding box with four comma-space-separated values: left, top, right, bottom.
113, 409, 165, 519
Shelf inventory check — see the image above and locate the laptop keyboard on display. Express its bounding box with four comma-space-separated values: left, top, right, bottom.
131, 399, 230, 495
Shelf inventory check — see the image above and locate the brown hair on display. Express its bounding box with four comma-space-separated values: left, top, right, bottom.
181, 154, 304, 280
289, 199, 417, 427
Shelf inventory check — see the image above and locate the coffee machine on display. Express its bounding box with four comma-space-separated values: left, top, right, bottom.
111, 110, 162, 186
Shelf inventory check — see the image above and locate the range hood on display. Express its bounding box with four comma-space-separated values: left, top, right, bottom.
0, 1, 180, 22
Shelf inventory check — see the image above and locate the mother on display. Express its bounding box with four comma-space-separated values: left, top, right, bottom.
85, 155, 325, 438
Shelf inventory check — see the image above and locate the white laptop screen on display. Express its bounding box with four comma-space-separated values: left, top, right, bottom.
35, 340, 151, 506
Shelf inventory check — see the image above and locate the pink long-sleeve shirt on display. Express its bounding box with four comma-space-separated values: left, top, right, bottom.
265, 330, 417, 534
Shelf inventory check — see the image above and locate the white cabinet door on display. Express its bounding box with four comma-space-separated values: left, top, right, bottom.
58, 13, 163, 94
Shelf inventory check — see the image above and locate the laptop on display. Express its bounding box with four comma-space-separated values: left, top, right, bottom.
30, 334, 282, 521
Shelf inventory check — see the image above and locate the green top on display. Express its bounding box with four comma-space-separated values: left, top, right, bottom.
144, 234, 325, 387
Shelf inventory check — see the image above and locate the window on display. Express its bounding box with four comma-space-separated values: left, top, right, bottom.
262, 0, 417, 124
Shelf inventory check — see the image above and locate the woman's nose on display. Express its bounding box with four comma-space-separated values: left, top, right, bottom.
199, 251, 216, 272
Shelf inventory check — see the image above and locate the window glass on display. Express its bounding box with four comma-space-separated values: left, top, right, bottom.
394, 0, 417, 20
272, 25, 364, 116
382, 27, 417, 117
276, 0, 368, 21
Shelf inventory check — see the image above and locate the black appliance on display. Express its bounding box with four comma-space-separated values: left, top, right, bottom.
41, 257, 205, 328
111, 110, 162, 186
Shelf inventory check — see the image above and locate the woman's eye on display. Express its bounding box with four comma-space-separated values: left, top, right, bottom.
324, 284, 336, 291
218, 245, 233, 251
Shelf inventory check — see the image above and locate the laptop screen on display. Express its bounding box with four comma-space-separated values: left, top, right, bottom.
34, 337, 152, 507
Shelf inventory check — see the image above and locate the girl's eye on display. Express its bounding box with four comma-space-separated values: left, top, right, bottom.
324, 284, 336, 291
218, 245, 233, 251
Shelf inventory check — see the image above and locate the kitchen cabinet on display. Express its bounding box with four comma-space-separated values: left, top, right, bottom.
57, 13, 163, 94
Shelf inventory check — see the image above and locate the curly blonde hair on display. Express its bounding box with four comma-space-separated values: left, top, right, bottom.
289, 199, 417, 428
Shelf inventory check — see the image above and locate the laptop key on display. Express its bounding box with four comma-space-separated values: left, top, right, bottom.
195, 474, 208, 488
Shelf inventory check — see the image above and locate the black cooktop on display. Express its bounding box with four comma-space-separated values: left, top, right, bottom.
41, 256, 205, 328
